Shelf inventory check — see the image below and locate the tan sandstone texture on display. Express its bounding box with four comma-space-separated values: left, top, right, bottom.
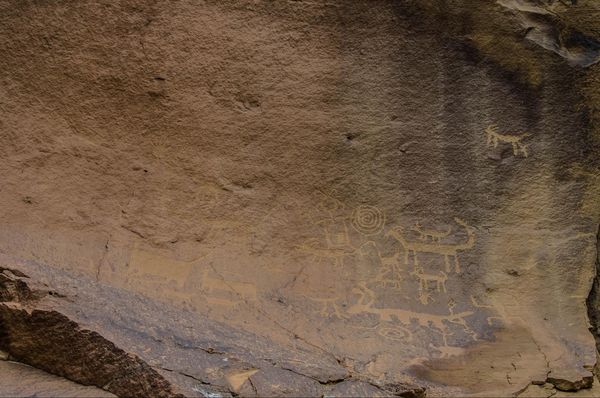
1, 0, 600, 397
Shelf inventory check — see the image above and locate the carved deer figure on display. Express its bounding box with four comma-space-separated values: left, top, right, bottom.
386, 218, 475, 273
410, 266, 448, 293
485, 124, 529, 157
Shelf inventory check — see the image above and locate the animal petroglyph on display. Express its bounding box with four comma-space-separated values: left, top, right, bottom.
471, 295, 524, 327
412, 222, 452, 243
347, 284, 479, 359
311, 297, 346, 319
347, 283, 474, 330
296, 237, 357, 267
298, 194, 489, 346
387, 218, 476, 273
126, 246, 205, 304
199, 267, 258, 307
430, 343, 465, 359
485, 124, 529, 157
414, 269, 447, 293
351, 205, 385, 236
410, 266, 448, 305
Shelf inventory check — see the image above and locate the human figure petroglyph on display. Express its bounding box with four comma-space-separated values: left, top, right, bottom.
485, 124, 529, 157
309, 190, 350, 230
378, 253, 403, 289
298, 208, 389, 272
470, 295, 524, 327
298, 193, 358, 267
419, 290, 436, 305
316, 218, 352, 249
412, 222, 452, 243
358, 241, 403, 289
386, 218, 476, 273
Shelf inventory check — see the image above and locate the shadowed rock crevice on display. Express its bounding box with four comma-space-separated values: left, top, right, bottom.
498, 0, 600, 67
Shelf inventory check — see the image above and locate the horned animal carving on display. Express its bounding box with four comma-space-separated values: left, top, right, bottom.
347, 283, 473, 330
411, 266, 447, 292
485, 124, 529, 157
409, 266, 448, 304
386, 218, 475, 273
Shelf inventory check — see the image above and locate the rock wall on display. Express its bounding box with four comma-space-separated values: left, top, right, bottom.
1, 0, 599, 396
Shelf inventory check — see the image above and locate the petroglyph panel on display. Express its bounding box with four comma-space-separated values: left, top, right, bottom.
0, 1, 598, 396
290, 193, 491, 363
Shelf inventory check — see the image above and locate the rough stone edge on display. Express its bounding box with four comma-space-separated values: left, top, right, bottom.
586, 224, 600, 389
0, 264, 428, 398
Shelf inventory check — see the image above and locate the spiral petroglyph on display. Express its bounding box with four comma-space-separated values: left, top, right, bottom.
351, 205, 385, 235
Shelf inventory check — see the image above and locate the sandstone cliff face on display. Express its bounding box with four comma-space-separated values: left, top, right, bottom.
1, 1, 599, 397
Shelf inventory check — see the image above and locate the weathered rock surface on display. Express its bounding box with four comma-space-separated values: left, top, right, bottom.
0, 360, 116, 398
0, 0, 599, 396
0, 256, 423, 397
